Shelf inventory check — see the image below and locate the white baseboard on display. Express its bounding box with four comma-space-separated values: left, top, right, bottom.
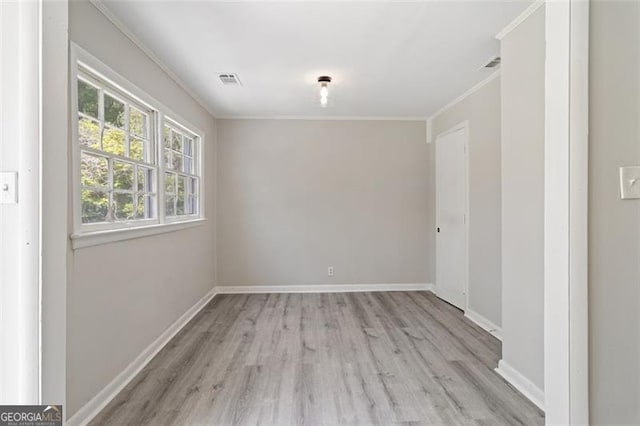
495, 360, 545, 411
214, 283, 434, 294
464, 308, 503, 341
66, 287, 217, 426
66, 283, 433, 425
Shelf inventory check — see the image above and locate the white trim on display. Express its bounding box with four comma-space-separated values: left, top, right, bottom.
495, 0, 545, 40
567, 2, 589, 422
214, 283, 434, 294
464, 309, 503, 341
87, 0, 216, 118
40, 0, 69, 406
65, 284, 432, 424
426, 118, 433, 144
71, 218, 206, 250
427, 71, 500, 122
65, 287, 217, 426
23, 0, 41, 402
216, 115, 427, 121
0, 0, 43, 404
495, 360, 545, 411
544, 0, 590, 424
70, 43, 206, 240
71, 44, 204, 131
434, 121, 470, 311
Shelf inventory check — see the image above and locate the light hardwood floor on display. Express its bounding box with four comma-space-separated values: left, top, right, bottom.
91, 291, 544, 425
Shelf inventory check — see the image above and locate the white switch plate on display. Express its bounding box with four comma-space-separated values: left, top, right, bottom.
619, 166, 640, 200
0, 172, 18, 204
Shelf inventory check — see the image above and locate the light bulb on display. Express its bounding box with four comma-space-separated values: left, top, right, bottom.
320, 84, 329, 98
317, 76, 332, 108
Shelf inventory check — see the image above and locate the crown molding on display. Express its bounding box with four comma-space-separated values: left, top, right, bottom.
87, 0, 218, 119
427, 70, 501, 122
495, 0, 545, 40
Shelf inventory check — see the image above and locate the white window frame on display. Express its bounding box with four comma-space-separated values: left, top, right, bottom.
76, 70, 158, 231
160, 118, 202, 223
70, 44, 205, 249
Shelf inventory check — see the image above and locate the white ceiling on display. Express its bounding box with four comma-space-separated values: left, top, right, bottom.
100, 0, 531, 118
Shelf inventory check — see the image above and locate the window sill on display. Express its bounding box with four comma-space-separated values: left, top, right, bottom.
70, 218, 206, 250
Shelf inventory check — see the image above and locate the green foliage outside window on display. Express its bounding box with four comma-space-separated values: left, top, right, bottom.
78, 78, 149, 224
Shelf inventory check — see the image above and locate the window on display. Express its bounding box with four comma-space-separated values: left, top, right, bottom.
71, 48, 204, 247
77, 70, 156, 225
162, 121, 200, 218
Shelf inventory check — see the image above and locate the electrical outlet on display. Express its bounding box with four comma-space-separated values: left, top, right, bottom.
327, 266, 334, 277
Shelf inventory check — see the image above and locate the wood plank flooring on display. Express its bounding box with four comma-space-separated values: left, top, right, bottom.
91, 291, 544, 425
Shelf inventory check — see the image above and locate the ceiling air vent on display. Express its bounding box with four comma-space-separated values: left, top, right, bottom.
483, 57, 501, 69
218, 73, 242, 86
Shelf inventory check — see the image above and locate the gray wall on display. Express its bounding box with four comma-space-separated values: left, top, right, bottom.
67, 0, 217, 417
431, 76, 502, 327
217, 119, 432, 286
499, 6, 545, 391
589, 1, 640, 423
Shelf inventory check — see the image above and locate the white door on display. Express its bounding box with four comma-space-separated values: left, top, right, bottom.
435, 124, 468, 310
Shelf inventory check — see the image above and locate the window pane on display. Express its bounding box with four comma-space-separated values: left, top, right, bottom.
136, 194, 154, 219
190, 140, 197, 174
177, 176, 185, 215
183, 137, 193, 156
171, 131, 182, 151
81, 190, 108, 223
138, 166, 153, 192
130, 136, 144, 161
172, 152, 182, 172
78, 116, 101, 149
165, 195, 176, 217
163, 125, 170, 147
188, 178, 198, 214
113, 161, 134, 190
78, 79, 99, 118
190, 177, 198, 197
163, 149, 172, 169
102, 127, 125, 156
187, 196, 196, 215
129, 107, 147, 138
113, 193, 134, 221
183, 157, 193, 174
81, 152, 108, 188
104, 93, 125, 128
164, 172, 176, 193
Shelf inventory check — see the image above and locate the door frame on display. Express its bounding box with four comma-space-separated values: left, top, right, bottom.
0, 0, 41, 403
1, 0, 69, 407
544, 0, 589, 423
434, 120, 470, 311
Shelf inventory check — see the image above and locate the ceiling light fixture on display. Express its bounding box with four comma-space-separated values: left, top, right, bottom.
318, 76, 331, 107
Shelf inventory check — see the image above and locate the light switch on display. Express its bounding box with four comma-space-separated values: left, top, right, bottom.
0, 172, 18, 204
619, 166, 640, 200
